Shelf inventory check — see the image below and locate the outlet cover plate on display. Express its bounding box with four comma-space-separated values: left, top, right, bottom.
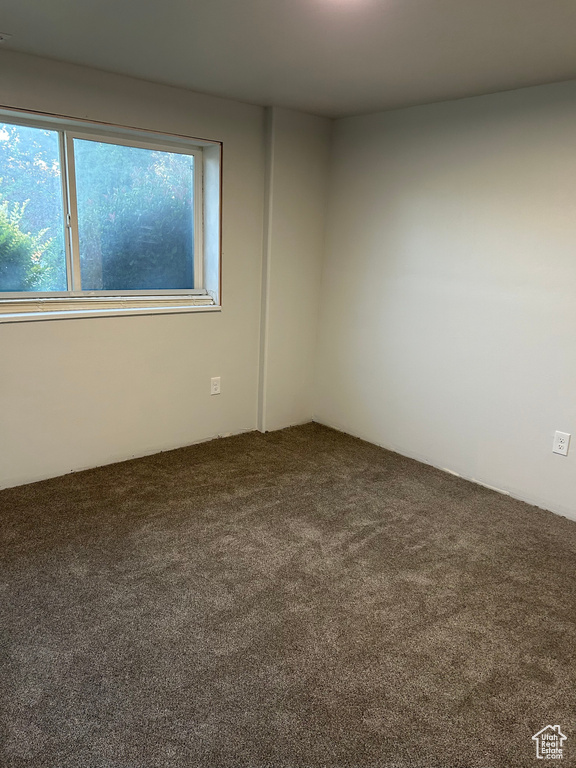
553, 431, 570, 456
211, 376, 221, 395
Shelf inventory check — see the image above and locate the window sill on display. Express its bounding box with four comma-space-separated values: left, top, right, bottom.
0, 296, 219, 323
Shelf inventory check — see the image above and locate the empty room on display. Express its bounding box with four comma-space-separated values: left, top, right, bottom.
1, 1, 575, 766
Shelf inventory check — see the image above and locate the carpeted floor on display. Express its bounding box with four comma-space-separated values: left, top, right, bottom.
1, 423, 575, 768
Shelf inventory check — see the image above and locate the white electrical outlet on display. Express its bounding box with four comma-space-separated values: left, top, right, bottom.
553, 431, 570, 456
210, 376, 221, 395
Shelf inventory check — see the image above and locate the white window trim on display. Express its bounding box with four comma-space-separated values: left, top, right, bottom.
0, 107, 222, 322
0, 296, 219, 323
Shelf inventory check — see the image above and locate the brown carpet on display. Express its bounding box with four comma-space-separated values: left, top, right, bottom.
1, 423, 575, 768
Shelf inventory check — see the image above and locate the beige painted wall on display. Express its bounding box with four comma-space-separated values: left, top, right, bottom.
4, 50, 574, 522
259, 107, 331, 431
316, 81, 576, 520
0, 51, 266, 487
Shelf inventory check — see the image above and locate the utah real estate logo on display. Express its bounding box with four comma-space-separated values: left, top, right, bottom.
532, 725, 567, 760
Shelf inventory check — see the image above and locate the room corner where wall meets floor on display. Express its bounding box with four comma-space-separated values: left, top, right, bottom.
0, 52, 331, 490
0, 50, 574, 525
313, 418, 576, 524
314, 80, 576, 522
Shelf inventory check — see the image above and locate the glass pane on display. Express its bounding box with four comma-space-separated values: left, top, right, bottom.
0, 123, 67, 292
74, 139, 195, 291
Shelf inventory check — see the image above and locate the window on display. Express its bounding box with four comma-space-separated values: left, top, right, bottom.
0, 109, 221, 321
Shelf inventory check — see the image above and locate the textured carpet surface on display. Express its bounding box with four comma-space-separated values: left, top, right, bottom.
1, 423, 575, 768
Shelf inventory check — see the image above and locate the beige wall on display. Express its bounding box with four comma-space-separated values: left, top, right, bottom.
0, 53, 333, 488
316, 81, 576, 520
3, 51, 574, 521
259, 107, 331, 431
0, 51, 268, 487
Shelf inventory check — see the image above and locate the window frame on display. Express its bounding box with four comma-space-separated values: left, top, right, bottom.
0, 107, 222, 321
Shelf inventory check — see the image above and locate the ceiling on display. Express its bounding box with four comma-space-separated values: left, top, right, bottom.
2, 0, 576, 117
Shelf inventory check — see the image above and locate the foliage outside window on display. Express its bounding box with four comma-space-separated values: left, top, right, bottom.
0, 111, 220, 320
